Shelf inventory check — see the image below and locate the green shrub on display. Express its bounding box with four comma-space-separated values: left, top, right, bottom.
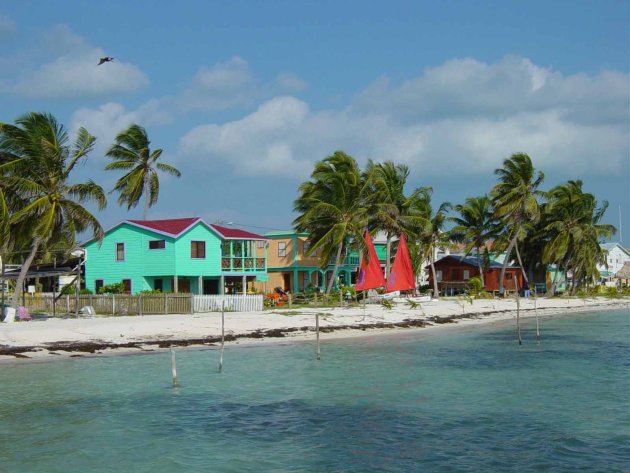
98, 282, 126, 294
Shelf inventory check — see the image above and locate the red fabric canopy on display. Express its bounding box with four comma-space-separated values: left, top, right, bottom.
385, 233, 416, 292
355, 231, 385, 291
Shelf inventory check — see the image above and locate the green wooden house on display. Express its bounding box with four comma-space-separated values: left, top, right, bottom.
82, 218, 268, 294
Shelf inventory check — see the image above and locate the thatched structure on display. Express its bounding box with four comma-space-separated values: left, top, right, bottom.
614, 262, 630, 284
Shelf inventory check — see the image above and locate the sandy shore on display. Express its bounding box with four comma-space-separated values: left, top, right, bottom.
1, 296, 628, 362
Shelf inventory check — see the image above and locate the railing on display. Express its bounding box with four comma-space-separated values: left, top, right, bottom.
193, 294, 263, 312
221, 257, 266, 272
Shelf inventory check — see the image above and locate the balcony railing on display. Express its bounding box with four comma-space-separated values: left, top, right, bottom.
221, 257, 266, 272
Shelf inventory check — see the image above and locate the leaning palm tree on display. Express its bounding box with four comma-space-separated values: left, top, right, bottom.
105, 124, 181, 219
450, 195, 501, 287
490, 153, 545, 294
365, 160, 430, 278
293, 151, 370, 294
0, 112, 106, 310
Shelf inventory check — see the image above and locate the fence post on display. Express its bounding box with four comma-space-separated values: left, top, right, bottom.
138, 293, 142, 316
164, 294, 168, 315
288, 293, 292, 309
66, 295, 70, 313
314, 291, 318, 306
190, 293, 194, 315
112, 294, 116, 316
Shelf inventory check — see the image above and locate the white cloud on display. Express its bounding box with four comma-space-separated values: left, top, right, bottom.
275, 73, 308, 93
0, 14, 15, 35
177, 56, 256, 112
177, 56, 628, 180
3, 24, 149, 98
71, 101, 172, 158
176, 56, 308, 113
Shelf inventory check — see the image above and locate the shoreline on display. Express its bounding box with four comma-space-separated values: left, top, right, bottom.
1, 297, 628, 363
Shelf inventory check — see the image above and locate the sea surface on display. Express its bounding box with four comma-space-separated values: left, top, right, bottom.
1, 309, 629, 472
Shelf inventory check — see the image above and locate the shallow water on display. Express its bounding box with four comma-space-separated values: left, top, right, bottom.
1, 309, 629, 472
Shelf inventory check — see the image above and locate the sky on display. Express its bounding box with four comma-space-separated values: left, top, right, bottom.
1, 1, 629, 243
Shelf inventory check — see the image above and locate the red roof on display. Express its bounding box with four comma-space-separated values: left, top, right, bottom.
126, 218, 267, 240
211, 224, 266, 240
127, 218, 200, 236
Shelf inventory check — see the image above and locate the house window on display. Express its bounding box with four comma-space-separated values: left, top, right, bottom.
149, 240, 165, 250
463, 270, 470, 280
303, 240, 310, 254
191, 241, 206, 259
95, 279, 104, 293
257, 240, 265, 249
278, 241, 286, 257
122, 279, 132, 293
505, 273, 513, 280
436, 270, 443, 282
154, 279, 163, 291
116, 243, 125, 261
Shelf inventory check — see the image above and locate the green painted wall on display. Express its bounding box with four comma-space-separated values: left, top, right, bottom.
84, 222, 223, 294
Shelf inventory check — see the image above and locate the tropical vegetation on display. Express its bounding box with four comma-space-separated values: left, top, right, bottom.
105, 123, 181, 219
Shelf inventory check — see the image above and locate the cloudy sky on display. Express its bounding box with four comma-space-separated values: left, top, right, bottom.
1, 1, 629, 242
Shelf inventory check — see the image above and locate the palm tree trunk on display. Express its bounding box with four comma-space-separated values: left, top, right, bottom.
514, 241, 529, 283
476, 245, 485, 287
10, 237, 41, 310
385, 233, 392, 280
498, 234, 517, 295
325, 242, 344, 294
143, 174, 150, 220
430, 248, 439, 299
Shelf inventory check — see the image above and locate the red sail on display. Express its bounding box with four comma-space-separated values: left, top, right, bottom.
385, 233, 416, 292
355, 231, 385, 291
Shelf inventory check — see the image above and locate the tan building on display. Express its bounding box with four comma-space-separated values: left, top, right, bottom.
255, 231, 358, 294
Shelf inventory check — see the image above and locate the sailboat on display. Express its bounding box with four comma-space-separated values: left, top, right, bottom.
385, 233, 431, 302
355, 230, 385, 293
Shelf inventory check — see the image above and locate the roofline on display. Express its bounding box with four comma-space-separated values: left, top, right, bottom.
81, 218, 268, 246
210, 224, 268, 240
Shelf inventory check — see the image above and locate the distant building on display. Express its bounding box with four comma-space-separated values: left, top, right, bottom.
598, 243, 630, 281
427, 254, 523, 295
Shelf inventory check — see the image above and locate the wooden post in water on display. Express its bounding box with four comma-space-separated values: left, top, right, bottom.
219, 299, 225, 372
515, 278, 522, 345
315, 312, 321, 361
170, 347, 178, 387
534, 286, 540, 343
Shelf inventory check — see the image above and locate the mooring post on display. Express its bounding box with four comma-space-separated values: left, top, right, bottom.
219, 299, 225, 372
170, 346, 178, 387
315, 312, 321, 361
515, 279, 522, 346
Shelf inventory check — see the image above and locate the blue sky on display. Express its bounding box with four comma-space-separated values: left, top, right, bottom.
1, 1, 629, 243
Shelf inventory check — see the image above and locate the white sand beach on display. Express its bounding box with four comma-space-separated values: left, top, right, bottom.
1, 297, 628, 362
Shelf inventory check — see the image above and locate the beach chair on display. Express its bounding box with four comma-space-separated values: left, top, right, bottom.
17, 306, 32, 321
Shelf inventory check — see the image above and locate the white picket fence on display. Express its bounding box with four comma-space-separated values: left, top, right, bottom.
193, 294, 263, 312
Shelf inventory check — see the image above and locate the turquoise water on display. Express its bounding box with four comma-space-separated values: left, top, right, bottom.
1, 309, 629, 472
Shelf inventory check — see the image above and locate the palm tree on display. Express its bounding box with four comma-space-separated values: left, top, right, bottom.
450, 195, 500, 287
365, 160, 430, 279
415, 190, 451, 298
105, 124, 181, 219
543, 180, 615, 291
0, 112, 106, 310
293, 151, 370, 293
490, 153, 544, 294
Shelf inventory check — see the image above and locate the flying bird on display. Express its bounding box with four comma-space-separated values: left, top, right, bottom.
98, 57, 114, 65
